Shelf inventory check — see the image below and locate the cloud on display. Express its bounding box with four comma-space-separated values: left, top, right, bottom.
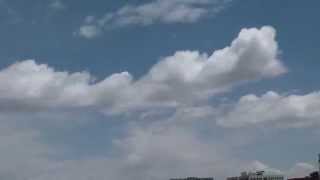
1, 23, 320, 180
76, 0, 233, 38
110, 124, 235, 180
0, 59, 132, 111
75, 24, 102, 39
0, 26, 286, 115
0, 109, 315, 180
12, 118, 244, 180
287, 163, 317, 178
1, 25, 319, 180
0, 26, 293, 180
49, 0, 66, 11
246, 161, 283, 174
240, 161, 318, 178
217, 91, 320, 128
0, 115, 54, 180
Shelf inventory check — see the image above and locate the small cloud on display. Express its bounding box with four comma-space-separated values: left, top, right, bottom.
49, 0, 66, 11
75, 24, 102, 39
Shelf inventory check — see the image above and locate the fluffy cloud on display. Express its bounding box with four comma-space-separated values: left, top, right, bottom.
0, 26, 286, 115
76, 0, 233, 38
0, 60, 132, 111
217, 91, 320, 128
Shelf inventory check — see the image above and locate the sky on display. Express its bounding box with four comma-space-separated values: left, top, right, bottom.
0, 0, 320, 180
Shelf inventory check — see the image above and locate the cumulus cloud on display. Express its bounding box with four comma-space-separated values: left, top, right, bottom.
0, 59, 132, 111
0, 26, 286, 115
217, 91, 320, 128
0, 26, 304, 180
76, 0, 233, 38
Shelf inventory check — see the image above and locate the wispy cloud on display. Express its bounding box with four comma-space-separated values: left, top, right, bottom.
76, 0, 233, 39
49, 0, 66, 11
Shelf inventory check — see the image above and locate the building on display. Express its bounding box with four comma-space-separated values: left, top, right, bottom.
227, 171, 284, 180
170, 177, 214, 180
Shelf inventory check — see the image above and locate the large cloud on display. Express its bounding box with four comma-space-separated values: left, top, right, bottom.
3, 118, 253, 180
0, 26, 286, 115
3, 113, 314, 180
0, 26, 307, 180
76, 0, 233, 38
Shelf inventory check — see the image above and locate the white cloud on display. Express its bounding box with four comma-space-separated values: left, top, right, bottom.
0, 26, 288, 179
0, 26, 286, 115
76, 0, 233, 38
75, 25, 102, 39
0, 25, 319, 180
0, 59, 132, 111
217, 91, 320, 128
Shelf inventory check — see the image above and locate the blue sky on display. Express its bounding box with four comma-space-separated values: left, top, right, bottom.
0, 0, 319, 180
